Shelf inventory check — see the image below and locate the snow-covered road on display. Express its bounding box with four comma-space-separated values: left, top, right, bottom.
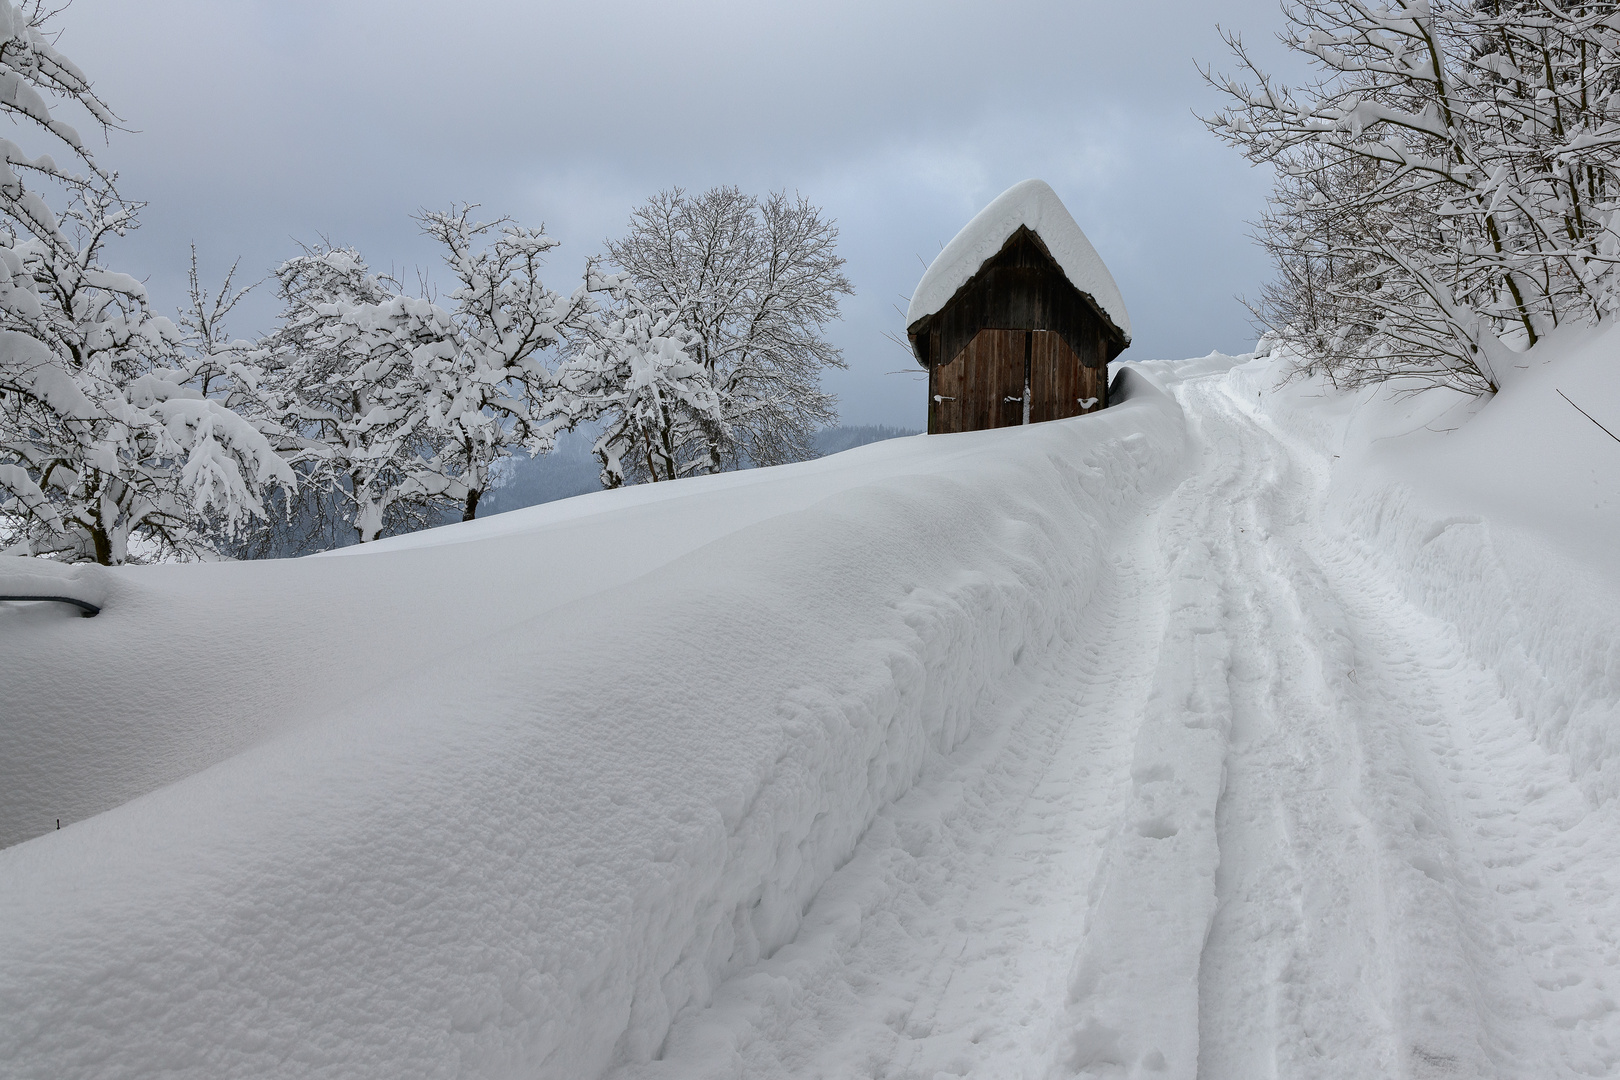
6, 356, 1619, 1079
624, 369, 1620, 1079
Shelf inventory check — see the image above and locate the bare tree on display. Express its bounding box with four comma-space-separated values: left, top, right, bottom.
1206, 0, 1620, 393
605, 187, 852, 474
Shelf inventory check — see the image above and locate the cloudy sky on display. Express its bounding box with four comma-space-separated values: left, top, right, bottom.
63, 0, 1289, 428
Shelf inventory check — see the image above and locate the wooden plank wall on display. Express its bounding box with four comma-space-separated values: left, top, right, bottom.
931, 329, 1026, 433
1029, 331, 1107, 422
918, 226, 1127, 433
933, 328, 1109, 433
916, 229, 1124, 372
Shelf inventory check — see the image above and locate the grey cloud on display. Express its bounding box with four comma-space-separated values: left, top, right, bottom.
63, 0, 1285, 427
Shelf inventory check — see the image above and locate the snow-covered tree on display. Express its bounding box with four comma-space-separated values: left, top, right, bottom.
265, 245, 464, 544
264, 208, 598, 542
605, 187, 851, 474
552, 269, 724, 487
1207, 0, 1620, 392
412, 206, 594, 520
0, 4, 290, 562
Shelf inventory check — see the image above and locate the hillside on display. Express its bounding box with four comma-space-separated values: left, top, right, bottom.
2, 345, 1617, 1078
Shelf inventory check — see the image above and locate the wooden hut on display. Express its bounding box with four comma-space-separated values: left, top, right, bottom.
906, 180, 1130, 434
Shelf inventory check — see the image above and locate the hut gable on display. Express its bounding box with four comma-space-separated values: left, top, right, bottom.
907, 179, 1130, 342
906, 180, 1131, 435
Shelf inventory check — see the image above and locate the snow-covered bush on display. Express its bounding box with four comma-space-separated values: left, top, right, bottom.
0, 3, 291, 563
1207, 0, 1620, 393
605, 187, 852, 474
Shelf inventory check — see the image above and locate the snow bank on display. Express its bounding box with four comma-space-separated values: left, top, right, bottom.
906, 179, 1130, 339
0, 370, 1188, 1079
0, 555, 109, 610
1228, 332, 1620, 802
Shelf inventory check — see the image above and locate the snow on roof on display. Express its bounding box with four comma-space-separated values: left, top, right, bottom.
906, 179, 1130, 341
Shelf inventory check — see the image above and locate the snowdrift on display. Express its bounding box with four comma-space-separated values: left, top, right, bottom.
1223, 330, 1620, 802
0, 371, 1188, 1079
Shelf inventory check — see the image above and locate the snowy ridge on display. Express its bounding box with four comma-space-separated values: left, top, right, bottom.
906, 179, 1130, 339
0, 374, 1188, 1079
1337, 488, 1620, 798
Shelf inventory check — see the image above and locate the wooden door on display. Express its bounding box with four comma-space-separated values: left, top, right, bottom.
931, 328, 1027, 433
1028, 329, 1106, 422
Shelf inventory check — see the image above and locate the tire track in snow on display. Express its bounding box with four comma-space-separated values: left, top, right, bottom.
1186, 375, 1620, 1078
1166, 375, 1538, 1078
1063, 372, 1620, 1078
1186, 378, 1410, 1080
1051, 374, 1401, 1078
610, 458, 1182, 1079
615, 362, 1620, 1079
1163, 379, 1411, 1079
1053, 385, 1246, 1077
1261, 473, 1620, 1069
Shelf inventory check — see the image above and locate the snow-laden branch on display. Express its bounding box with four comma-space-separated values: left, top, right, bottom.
1, 4, 294, 563
1205, 0, 1620, 391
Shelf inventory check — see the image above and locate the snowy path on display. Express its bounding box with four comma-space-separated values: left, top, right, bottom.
624, 368, 1620, 1079
6, 360, 1617, 1079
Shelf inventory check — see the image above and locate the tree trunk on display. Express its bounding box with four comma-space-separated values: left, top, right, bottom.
463, 487, 480, 522
91, 525, 113, 567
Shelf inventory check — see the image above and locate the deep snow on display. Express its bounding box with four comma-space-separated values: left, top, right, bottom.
3, 339, 1619, 1078
0, 371, 1185, 1078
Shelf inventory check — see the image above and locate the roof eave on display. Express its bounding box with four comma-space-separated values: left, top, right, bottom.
906, 226, 1131, 369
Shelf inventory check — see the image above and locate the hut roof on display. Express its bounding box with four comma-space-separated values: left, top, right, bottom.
906, 179, 1130, 342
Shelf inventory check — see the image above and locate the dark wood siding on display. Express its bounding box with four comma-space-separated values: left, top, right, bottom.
1028, 330, 1107, 422
931, 329, 1026, 434
910, 224, 1126, 433
915, 228, 1124, 371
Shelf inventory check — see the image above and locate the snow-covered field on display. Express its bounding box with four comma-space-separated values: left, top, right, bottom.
3, 341, 1618, 1078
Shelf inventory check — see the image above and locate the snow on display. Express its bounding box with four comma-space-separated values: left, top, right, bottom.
0, 555, 109, 607
906, 179, 1131, 340
1225, 322, 1620, 804
5, 333, 1620, 1077
0, 371, 1187, 1078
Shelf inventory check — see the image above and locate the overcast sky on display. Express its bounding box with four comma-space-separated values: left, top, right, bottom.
62, 0, 1289, 428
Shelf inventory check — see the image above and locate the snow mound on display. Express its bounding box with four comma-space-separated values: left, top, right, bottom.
0, 556, 109, 611
0, 375, 1188, 1079
906, 179, 1130, 340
